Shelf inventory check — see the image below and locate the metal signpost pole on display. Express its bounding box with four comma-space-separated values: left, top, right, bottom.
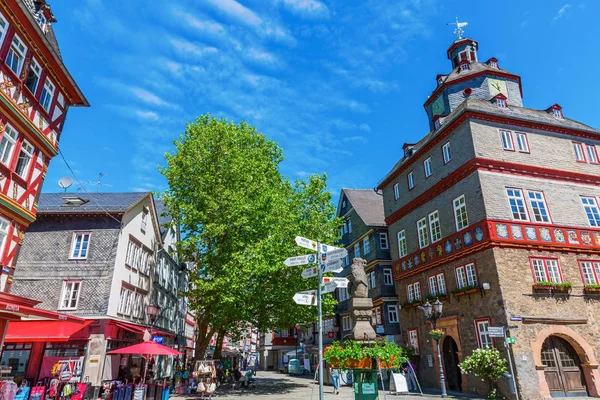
505, 328, 519, 400
317, 240, 324, 400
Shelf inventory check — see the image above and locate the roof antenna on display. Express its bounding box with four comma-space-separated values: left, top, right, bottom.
87, 172, 113, 193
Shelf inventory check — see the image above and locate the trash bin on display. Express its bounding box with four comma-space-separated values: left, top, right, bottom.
353, 370, 379, 400
504, 373, 516, 395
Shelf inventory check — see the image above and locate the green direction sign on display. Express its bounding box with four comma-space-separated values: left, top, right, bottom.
506, 337, 516, 344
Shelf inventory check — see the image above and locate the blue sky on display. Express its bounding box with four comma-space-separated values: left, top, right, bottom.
43, 0, 600, 198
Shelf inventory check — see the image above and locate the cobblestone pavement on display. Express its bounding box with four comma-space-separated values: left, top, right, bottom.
171, 371, 485, 400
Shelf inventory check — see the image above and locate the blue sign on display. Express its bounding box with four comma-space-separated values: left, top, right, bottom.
152, 336, 164, 344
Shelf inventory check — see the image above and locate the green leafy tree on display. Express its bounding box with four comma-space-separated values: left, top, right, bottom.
459, 347, 509, 399
160, 114, 340, 360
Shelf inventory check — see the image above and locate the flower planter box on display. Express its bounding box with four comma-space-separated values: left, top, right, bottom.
452, 287, 480, 299
401, 301, 422, 310
583, 287, 600, 294
532, 284, 572, 295
327, 357, 372, 369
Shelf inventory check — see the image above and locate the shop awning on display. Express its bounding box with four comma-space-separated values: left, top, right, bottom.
151, 328, 176, 338
5, 320, 93, 342
0, 296, 86, 323
112, 321, 146, 334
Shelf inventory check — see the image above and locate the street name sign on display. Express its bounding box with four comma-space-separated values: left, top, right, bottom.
295, 236, 340, 253
323, 247, 348, 260
320, 280, 337, 294
488, 327, 505, 338
323, 277, 349, 288
284, 254, 316, 267
301, 266, 319, 279
293, 290, 317, 306
321, 258, 343, 273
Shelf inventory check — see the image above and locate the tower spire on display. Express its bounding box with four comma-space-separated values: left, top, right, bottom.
447, 16, 468, 39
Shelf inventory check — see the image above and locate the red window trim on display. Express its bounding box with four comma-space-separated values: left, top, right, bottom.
454, 261, 479, 288
506, 187, 531, 222
573, 142, 587, 163
441, 142, 452, 165
514, 132, 530, 154
407, 171, 415, 191
500, 130, 515, 152
474, 317, 494, 348
427, 271, 446, 296
407, 327, 420, 355
586, 144, 599, 165
528, 256, 563, 283
578, 260, 600, 285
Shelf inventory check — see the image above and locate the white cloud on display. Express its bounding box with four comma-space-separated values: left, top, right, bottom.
170, 38, 219, 57
173, 10, 226, 35
129, 87, 169, 107
281, 0, 330, 19
135, 110, 160, 121
206, 0, 263, 26
347, 100, 371, 113
247, 48, 277, 64
553, 4, 571, 20
359, 123, 371, 133
342, 135, 368, 144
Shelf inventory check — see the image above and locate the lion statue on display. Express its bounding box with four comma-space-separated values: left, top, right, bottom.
347, 257, 368, 298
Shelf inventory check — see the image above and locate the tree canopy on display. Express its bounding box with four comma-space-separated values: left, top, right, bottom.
160, 114, 340, 358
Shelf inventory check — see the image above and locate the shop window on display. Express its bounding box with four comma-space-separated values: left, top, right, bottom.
70, 232, 90, 259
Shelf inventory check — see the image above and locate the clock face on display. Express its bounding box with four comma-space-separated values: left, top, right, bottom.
488, 79, 507, 97
431, 96, 445, 116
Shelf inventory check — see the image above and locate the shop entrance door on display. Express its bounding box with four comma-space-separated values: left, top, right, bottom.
541, 336, 588, 397
442, 336, 462, 392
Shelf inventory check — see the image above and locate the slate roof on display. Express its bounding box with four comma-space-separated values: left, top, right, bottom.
341, 189, 386, 227
37, 192, 150, 214
154, 199, 173, 238
379, 98, 600, 187
436, 62, 514, 89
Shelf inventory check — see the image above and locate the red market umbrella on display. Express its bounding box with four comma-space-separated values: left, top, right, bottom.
107, 340, 182, 382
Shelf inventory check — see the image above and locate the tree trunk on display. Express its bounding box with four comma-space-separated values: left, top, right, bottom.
213, 329, 226, 360
194, 318, 216, 362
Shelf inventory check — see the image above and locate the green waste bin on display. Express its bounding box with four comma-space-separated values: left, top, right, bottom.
352, 370, 378, 400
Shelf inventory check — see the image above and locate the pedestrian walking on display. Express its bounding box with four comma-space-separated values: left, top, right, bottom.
330, 367, 340, 395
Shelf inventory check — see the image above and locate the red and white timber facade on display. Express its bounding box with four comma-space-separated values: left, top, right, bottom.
0, 0, 87, 341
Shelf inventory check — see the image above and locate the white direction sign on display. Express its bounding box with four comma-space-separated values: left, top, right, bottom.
320, 280, 337, 294
323, 277, 349, 288
293, 290, 318, 306
322, 259, 344, 273
488, 327, 505, 338
295, 236, 340, 253
323, 247, 348, 260
301, 266, 319, 279
284, 254, 317, 267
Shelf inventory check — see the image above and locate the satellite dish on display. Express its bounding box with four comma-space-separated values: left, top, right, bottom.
58, 177, 73, 191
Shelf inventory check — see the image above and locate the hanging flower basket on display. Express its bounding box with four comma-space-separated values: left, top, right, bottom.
324, 340, 408, 370
429, 329, 444, 341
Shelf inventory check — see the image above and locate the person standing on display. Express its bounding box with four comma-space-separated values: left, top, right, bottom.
330, 367, 340, 395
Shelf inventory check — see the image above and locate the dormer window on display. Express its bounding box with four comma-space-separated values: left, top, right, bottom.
433, 116, 444, 130
488, 58, 498, 69
459, 61, 470, 71
547, 104, 563, 119
497, 98, 506, 108
436, 75, 445, 87
491, 93, 508, 109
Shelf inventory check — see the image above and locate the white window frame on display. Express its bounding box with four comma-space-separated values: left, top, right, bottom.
0, 218, 9, 256
453, 195, 469, 231
442, 142, 452, 164
428, 272, 446, 297
363, 237, 371, 254
417, 218, 429, 249
501, 130, 514, 151
342, 316, 351, 331
515, 132, 529, 153
40, 79, 55, 113
0, 14, 8, 47
586, 145, 599, 164
70, 232, 90, 260
348, 219, 352, 233
354, 243, 360, 258
387, 305, 399, 323
59, 281, 81, 310
456, 263, 478, 288
383, 268, 393, 285
6, 34, 27, 76
531, 258, 562, 283
580, 261, 600, 285
506, 188, 529, 221
141, 210, 148, 232
413, 282, 421, 300
368, 271, 376, 289
397, 230, 407, 258
424, 158, 432, 178
407, 171, 415, 190
393, 183, 400, 200
15, 140, 33, 178
573, 142, 586, 162
0, 124, 17, 166
428, 210, 442, 243
25, 57, 41, 94
581, 197, 600, 227
379, 232, 389, 249
527, 190, 551, 223
408, 329, 419, 355
552, 108, 562, 119
475, 319, 493, 348
497, 98, 507, 108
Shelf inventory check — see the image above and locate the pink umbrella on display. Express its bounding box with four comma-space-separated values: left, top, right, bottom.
108, 340, 182, 382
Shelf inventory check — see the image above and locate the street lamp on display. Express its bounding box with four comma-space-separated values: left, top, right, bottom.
418, 299, 447, 398
146, 304, 161, 336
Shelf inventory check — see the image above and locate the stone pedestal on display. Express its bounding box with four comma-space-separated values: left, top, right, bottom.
351, 297, 376, 341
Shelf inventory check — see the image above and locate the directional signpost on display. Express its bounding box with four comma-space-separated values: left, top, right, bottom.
284, 254, 316, 267
488, 327, 505, 338
289, 236, 349, 400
